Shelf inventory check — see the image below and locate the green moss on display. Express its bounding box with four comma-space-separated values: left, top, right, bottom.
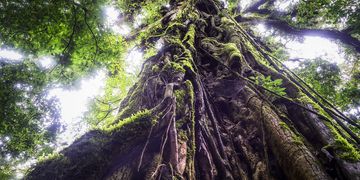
176, 117, 186, 128
144, 47, 158, 60
175, 89, 186, 111
38, 152, 65, 163
223, 43, 242, 60
151, 64, 160, 72
185, 80, 196, 154
323, 121, 360, 161
166, 36, 187, 50
279, 121, 291, 131
201, 38, 243, 64
116, 82, 146, 120
102, 109, 151, 133
188, 10, 200, 20
296, 93, 360, 161
176, 49, 194, 71
151, 115, 159, 125
335, 138, 360, 161
182, 24, 196, 50
220, 17, 236, 26
185, 82, 194, 104
297, 93, 330, 118
278, 121, 303, 145
174, 89, 186, 99
164, 34, 195, 73
137, 20, 163, 41
292, 135, 304, 145
163, 61, 186, 73
243, 39, 271, 67
178, 130, 188, 141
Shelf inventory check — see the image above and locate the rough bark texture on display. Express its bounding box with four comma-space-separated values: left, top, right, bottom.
27, 0, 360, 179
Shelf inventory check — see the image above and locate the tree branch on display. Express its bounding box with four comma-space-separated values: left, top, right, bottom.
236, 16, 360, 52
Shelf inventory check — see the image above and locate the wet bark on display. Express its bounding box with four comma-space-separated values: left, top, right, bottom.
27, 0, 360, 179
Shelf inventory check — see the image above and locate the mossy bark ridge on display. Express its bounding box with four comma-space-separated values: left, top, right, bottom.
27, 0, 360, 179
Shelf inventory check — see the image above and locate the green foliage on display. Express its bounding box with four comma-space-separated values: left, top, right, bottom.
226, 0, 241, 13
85, 72, 136, 127
0, 60, 60, 177
0, 60, 60, 153
117, 0, 168, 27
255, 75, 287, 96
295, 58, 360, 120
295, 59, 340, 99
0, 0, 128, 84
295, 0, 360, 34
0, 1, 129, 176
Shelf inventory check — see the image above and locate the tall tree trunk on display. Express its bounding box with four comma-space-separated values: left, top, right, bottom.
27, 0, 360, 179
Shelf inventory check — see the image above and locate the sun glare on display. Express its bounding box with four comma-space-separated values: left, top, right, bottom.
253, 23, 345, 69
103, 6, 131, 35
125, 48, 144, 74
275, 0, 299, 12
285, 36, 345, 65
134, 11, 146, 28
112, 24, 131, 35
255, 23, 267, 34
37, 56, 56, 69
49, 69, 107, 147
0, 48, 23, 62
104, 6, 120, 24
239, 0, 253, 11
155, 39, 164, 50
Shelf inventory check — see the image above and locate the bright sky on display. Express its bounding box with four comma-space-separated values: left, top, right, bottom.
0, 49, 23, 62
104, 6, 131, 35
239, 0, 253, 11
274, 0, 299, 12
49, 69, 107, 148
125, 47, 144, 74
36, 56, 56, 69
254, 23, 346, 69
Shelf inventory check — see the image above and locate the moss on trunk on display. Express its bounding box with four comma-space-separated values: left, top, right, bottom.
27, 0, 360, 179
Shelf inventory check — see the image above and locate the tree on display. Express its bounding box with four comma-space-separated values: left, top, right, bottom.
0, 60, 60, 179
0, 0, 360, 179
22, 0, 360, 179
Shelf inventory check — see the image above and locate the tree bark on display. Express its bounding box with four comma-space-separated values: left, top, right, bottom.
27, 0, 360, 179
